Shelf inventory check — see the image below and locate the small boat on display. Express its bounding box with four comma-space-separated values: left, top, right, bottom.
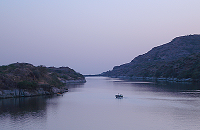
57, 93, 63, 96
115, 93, 123, 98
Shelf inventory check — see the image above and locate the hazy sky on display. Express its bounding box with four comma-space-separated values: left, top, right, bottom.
1, 0, 200, 74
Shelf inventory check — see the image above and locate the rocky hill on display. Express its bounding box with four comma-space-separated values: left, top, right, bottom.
0, 63, 86, 98
102, 35, 200, 81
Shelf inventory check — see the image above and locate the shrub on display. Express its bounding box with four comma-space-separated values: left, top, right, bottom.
17, 81, 38, 89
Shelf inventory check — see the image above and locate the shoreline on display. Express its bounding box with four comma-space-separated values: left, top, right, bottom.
62, 79, 86, 83
0, 87, 68, 99
105, 76, 198, 82
0, 79, 86, 99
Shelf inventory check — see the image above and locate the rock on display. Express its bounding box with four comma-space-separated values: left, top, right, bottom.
52, 87, 61, 93
0, 86, 70, 99
63, 79, 86, 83
37, 88, 45, 95
24, 91, 31, 96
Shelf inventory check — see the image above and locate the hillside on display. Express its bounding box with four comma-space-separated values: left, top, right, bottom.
0, 63, 86, 98
102, 35, 200, 81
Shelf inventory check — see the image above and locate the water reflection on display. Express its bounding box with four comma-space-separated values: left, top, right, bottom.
0, 96, 54, 130
112, 78, 200, 95
0, 83, 84, 119
1, 77, 200, 130
0, 96, 50, 117
66, 83, 85, 92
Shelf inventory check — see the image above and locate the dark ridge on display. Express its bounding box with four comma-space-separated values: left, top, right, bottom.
102, 34, 200, 81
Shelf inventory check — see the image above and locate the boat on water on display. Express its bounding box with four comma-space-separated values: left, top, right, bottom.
115, 93, 123, 98
57, 93, 63, 96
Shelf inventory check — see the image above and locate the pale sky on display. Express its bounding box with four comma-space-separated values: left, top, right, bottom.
1, 0, 200, 74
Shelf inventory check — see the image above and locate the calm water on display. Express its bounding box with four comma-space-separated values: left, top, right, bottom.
1, 77, 200, 130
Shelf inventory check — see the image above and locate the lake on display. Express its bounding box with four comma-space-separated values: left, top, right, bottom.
1, 77, 200, 130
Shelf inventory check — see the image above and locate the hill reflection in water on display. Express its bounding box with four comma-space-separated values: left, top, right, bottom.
1, 77, 200, 130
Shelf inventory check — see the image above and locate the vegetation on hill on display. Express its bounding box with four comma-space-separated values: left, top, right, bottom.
102, 35, 200, 81
0, 63, 86, 90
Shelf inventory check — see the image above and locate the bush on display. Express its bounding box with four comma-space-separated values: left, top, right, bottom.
17, 81, 38, 89
48, 73, 64, 87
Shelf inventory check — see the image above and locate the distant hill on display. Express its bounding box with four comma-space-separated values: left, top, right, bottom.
102, 35, 200, 81
0, 63, 86, 90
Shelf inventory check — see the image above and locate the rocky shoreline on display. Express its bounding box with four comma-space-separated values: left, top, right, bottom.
0, 87, 67, 99
61, 79, 86, 83
108, 76, 195, 82
0, 79, 86, 99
